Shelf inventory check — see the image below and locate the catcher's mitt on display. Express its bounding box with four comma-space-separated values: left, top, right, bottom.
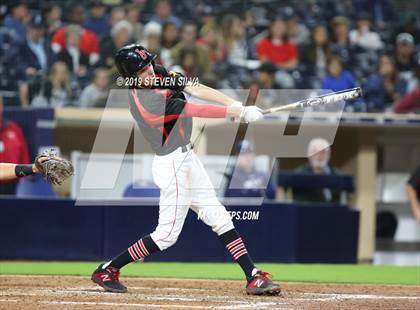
35, 150, 74, 185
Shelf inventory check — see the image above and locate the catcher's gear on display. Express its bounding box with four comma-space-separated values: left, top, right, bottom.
115, 44, 157, 78
35, 150, 74, 185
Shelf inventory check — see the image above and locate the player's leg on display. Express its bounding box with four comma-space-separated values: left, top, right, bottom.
188, 152, 280, 295
92, 153, 192, 293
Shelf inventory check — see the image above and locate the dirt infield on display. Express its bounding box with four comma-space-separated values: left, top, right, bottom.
0, 275, 419, 310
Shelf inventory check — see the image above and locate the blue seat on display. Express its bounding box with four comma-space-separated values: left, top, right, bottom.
123, 181, 160, 198
16, 175, 57, 198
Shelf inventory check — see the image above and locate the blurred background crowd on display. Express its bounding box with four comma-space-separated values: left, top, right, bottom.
0, 0, 419, 113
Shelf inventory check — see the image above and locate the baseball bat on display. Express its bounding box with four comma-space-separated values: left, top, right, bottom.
261, 87, 362, 115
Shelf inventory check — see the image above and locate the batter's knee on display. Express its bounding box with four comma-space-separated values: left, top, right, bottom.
150, 227, 181, 251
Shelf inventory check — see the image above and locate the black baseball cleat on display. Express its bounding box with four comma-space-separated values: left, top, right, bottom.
246, 271, 281, 296
91, 263, 127, 293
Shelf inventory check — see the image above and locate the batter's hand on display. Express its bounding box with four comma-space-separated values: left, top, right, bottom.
241, 106, 263, 123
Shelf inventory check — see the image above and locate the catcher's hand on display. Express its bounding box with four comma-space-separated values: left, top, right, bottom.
34, 150, 74, 185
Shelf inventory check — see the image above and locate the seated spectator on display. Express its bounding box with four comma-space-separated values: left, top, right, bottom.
150, 0, 182, 28
56, 25, 90, 79
42, 3, 62, 39
0, 99, 30, 195
125, 3, 143, 43
322, 55, 357, 92
140, 21, 162, 56
394, 59, 420, 113
394, 33, 417, 73
18, 15, 54, 79
51, 4, 100, 66
300, 25, 332, 88
28, 61, 77, 107
83, 0, 109, 40
196, 25, 225, 66
253, 62, 280, 109
406, 165, 420, 222
283, 6, 309, 47
79, 68, 110, 108
160, 22, 179, 68
293, 138, 340, 203
171, 21, 213, 82
394, 33, 418, 92
349, 12, 384, 51
365, 54, 407, 112
256, 17, 298, 70
330, 16, 354, 67
221, 14, 256, 71
226, 140, 275, 200
108, 6, 126, 30
3, 2, 30, 44
393, 13, 420, 46
170, 47, 199, 78
101, 20, 133, 68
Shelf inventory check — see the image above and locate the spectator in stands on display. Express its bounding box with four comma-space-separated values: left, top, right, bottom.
365, 55, 407, 112
56, 25, 90, 78
0, 99, 30, 195
3, 2, 30, 44
322, 55, 357, 92
79, 68, 110, 108
394, 33, 417, 73
196, 25, 225, 66
171, 21, 213, 82
150, 0, 182, 28
125, 3, 143, 43
109, 6, 126, 29
394, 59, 420, 113
283, 6, 309, 47
28, 61, 76, 107
330, 16, 354, 67
252, 62, 280, 109
293, 137, 340, 203
42, 3, 62, 38
407, 165, 420, 222
84, 0, 109, 40
221, 14, 256, 70
226, 140, 275, 200
300, 25, 332, 88
141, 21, 162, 56
101, 20, 133, 68
18, 15, 54, 80
171, 47, 199, 78
160, 22, 179, 68
199, 5, 217, 28
51, 4, 100, 67
349, 12, 384, 51
393, 13, 420, 46
256, 18, 298, 69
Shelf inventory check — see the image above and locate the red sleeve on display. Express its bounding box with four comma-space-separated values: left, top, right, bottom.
256, 38, 268, 60
183, 102, 227, 118
51, 27, 66, 50
395, 88, 420, 113
80, 30, 100, 54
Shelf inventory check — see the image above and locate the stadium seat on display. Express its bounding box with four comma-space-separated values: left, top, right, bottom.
16, 175, 57, 198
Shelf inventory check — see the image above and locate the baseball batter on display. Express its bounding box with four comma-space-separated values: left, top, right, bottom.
91, 44, 280, 296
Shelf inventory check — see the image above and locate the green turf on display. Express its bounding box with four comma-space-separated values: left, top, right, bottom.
0, 261, 419, 285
